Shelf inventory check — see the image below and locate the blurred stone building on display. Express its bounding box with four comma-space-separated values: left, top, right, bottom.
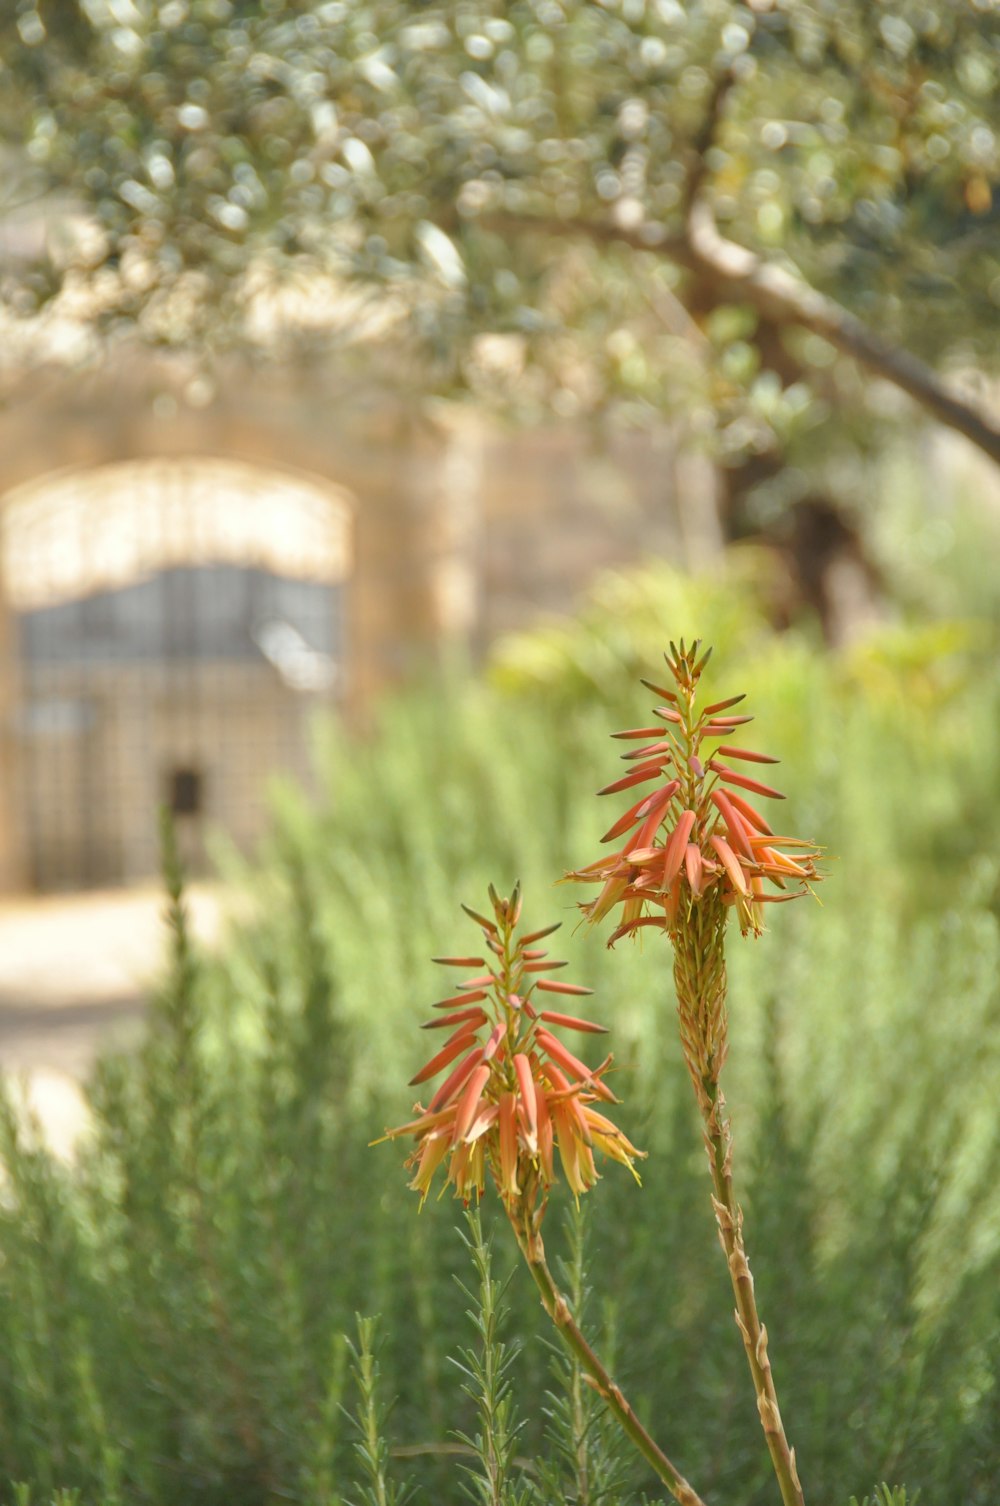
0, 355, 713, 892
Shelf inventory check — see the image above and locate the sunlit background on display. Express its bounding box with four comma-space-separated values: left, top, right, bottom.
0, 4, 998, 1504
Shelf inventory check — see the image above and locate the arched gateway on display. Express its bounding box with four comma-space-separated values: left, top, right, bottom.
2, 458, 354, 889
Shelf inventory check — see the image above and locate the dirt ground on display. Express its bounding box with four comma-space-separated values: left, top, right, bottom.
0, 885, 227, 1157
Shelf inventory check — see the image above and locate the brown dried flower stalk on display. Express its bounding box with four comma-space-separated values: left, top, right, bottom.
568, 639, 823, 1506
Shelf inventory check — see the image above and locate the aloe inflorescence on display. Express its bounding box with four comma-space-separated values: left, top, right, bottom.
568, 639, 824, 1506
567, 637, 822, 942
381, 884, 643, 1209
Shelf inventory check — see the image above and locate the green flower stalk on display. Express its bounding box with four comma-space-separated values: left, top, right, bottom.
568, 639, 824, 1506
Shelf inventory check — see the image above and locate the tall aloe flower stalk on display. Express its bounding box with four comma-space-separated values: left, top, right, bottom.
568, 640, 823, 1506
382, 886, 708, 1506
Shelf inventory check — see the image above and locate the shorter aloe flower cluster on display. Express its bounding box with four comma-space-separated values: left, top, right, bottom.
569, 640, 822, 940
382, 885, 644, 1207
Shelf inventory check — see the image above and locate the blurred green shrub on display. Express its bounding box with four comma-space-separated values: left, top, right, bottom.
1, 553, 998, 1504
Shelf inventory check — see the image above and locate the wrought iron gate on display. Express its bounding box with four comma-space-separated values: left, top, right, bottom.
4, 459, 351, 890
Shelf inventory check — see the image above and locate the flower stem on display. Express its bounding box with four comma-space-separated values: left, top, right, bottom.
509, 1207, 707, 1506
701, 1075, 804, 1506
673, 895, 804, 1506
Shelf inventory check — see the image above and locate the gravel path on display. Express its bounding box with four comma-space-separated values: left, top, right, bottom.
0, 885, 226, 1156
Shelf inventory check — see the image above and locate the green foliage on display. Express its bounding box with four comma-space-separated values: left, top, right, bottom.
535, 1206, 630, 1506
3, 1, 999, 492
1, 539, 999, 1503
450, 1213, 534, 1506
345, 1316, 412, 1506
849, 1487, 919, 1506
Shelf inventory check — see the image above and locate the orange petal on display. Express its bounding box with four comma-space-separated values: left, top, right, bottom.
536, 1029, 617, 1103
597, 762, 666, 797
684, 842, 704, 895
635, 785, 680, 847
717, 745, 780, 765
409, 1134, 451, 1197
611, 724, 667, 740
459, 973, 497, 990
662, 872, 684, 928
709, 790, 755, 860
585, 874, 629, 922
760, 846, 811, 878
702, 692, 746, 715
465, 1102, 500, 1143
538, 1010, 608, 1034
410, 1027, 480, 1085
421, 1006, 488, 1031
498, 1093, 520, 1196
607, 915, 665, 945
431, 989, 489, 1010
709, 761, 786, 800
621, 740, 672, 761
513, 1053, 538, 1152
535, 979, 595, 997
482, 1021, 506, 1061
725, 791, 773, 836
535, 1084, 555, 1183
639, 677, 678, 701
381, 1103, 457, 1141
432, 955, 486, 968
454, 1062, 492, 1142
702, 714, 754, 732
709, 834, 748, 894
428, 1046, 485, 1112
663, 808, 698, 885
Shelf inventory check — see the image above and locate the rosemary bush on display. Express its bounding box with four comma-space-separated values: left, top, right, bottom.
0, 553, 997, 1504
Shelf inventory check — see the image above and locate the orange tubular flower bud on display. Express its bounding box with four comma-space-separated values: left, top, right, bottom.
410, 1029, 480, 1086
428, 1047, 485, 1113
709, 834, 749, 895
684, 842, 704, 896
598, 763, 666, 797
708, 761, 786, 801
538, 1010, 608, 1034
454, 1063, 493, 1142
717, 745, 780, 765
662, 809, 697, 886
535, 978, 595, 997
498, 1094, 520, 1198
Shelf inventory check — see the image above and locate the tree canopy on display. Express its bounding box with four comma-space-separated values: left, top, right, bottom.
3, 0, 1000, 505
